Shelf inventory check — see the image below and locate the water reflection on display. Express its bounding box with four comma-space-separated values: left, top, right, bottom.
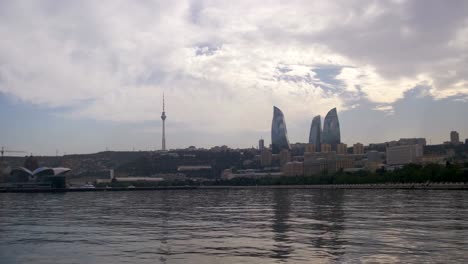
271, 189, 293, 260
308, 190, 345, 259
269, 189, 347, 262
157, 194, 170, 264
0, 189, 468, 264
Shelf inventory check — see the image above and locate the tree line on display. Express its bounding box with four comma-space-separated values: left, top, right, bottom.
215, 163, 468, 186
96, 163, 468, 187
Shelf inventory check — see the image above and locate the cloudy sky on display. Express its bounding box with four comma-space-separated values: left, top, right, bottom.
1, 0, 468, 155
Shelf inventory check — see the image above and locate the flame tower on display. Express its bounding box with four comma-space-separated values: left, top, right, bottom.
309, 115, 321, 152
321, 107, 341, 149
161, 93, 167, 151
271, 106, 291, 154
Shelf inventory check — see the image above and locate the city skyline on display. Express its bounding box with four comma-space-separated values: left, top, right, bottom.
1, 94, 468, 155
1, 1, 468, 155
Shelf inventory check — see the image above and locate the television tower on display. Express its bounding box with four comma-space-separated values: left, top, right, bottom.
161, 93, 167, 151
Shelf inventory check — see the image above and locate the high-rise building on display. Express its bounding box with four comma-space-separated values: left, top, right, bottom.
308, 115, 321, 152
386, 144, 423, 165
260, 149, 272, 167
305, 143, 316, 153
161, 93, 167, 151
353, 143, 364, 154
259, 139, 265, 151
465, 138, 468, 145
303, 153, 354, 176
271, 106, 291, 154
367, 150, 382, 163
304, 151, 336, 163
282, 161, 304, 176
303, 158, 327, 176
336, 143, 347, 154
321, 108, 341, 149
279, 149, 292, 167
450, 131, 460, 145
321, 144, 332, 153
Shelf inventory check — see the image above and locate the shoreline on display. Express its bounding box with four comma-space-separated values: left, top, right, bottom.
200, 183, 468, 190
1, 183, 468, 193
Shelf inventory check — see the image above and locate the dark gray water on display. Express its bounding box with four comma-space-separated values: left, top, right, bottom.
1, 189, 467, 263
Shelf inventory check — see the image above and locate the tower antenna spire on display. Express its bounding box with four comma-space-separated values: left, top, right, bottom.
161, 93, 167, 151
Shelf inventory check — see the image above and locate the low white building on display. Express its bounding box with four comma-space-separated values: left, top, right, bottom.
386, 144, 423, 165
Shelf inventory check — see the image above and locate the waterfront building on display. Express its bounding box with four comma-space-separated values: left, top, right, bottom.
353, 143, 364, 154
330, 157, 355, 173
303, 154, 354, 176
304, 151, 336, 162
303, 158, 327, 176
177, 165, 213, 178
305, 143, 316, 153
96, 177, 164, 185
367, 150, 382, 163
386, 144, 423, 165
450, 131, 460, 145
260, 149, 272, 167
282, 161, 304, 176
8, 166, 71, 189
279, 149, 292, 167
259, 139, 265, 151
368, 138, 426, 152
3, 156, 71, 189
271, 106, 291, 153
308, 115, 321, 152
321, 143, 332, 153
336, 143, 347, 154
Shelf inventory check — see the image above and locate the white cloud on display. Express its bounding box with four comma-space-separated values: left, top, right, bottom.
373, 105, 394, 115
0, 0, 467, 131
335, 66, 429, 104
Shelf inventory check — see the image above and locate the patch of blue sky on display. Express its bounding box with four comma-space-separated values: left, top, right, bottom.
194, 44, 222, 56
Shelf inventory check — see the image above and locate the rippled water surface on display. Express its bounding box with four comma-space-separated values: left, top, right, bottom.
1, 189, 468, 263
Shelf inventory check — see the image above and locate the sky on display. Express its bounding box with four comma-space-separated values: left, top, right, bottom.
1, 0, 468, 155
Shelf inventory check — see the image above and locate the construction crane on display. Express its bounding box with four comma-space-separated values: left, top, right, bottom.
1, 146, 27, 160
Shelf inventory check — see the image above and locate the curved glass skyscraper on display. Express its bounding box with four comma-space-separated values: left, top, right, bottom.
271, 106, 291, 153
321, 108, 341, 148
308, 115, 321, 152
